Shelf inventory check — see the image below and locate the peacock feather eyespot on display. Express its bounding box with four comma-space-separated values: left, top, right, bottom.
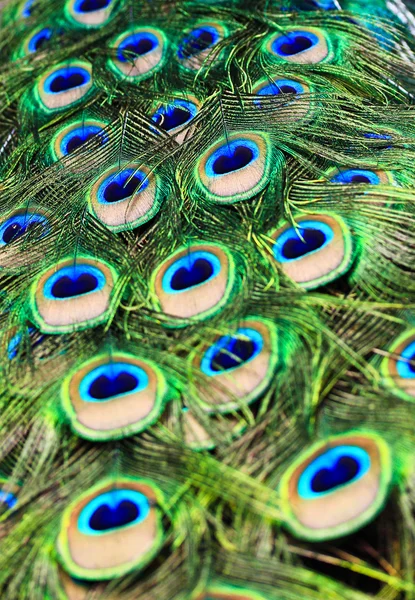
0, 489, 17, 510
196, 132, 272, 204
328, 167, 394, 185
51, 119, 108, 161
7, 332, 22, 360
0, 210, 50, 267
0, 479, 18, 511
0, 212, 49, 247
35, 60, 93, 111
252, 75, 312, 121
192, 317, 278, 413
381, 330, 415, 400
57, 478, 164, 580
30, 257, 117, 333
279, 432, 392, 541
270, 213, 353, 290
20, 0, 34, 18
21, 26, 53, 56
65, 0, 115, 27
88, 164, 161, 232
108, 28, 166, 81
177, 21, 227, 71
151, 96, 200, 144
4, 325, 40, 361
265, 27, 330, 64
61, 353, 168, 441
150, 243, 236, 323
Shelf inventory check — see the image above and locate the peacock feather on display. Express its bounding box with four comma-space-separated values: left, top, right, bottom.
1, 0, 415, 597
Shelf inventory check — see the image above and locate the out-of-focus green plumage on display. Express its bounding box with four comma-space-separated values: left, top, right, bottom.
1, 0, 415, 598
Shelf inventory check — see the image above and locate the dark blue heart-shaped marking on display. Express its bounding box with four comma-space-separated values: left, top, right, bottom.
282, 228, 326, 260
88, 372, 138, 400
67, 132, 100, 154
3, 223, 25, 244
51, 273, 98, 298
212, 145, 254, 175
89, 500, 139, 531
2, 221, 43, 244
350, 174, 371, 183
179, 29, 215, 59
103, 174, 144, 203
50, 72, 86, 93
33, 33, 49, 51
170, 258, 213, 291
118, 38, 155, 61
311, 456, 359, 493
279, 34, 313, 56
211, 337, 257, 372
154, 107, 191, 131
279, 84, 297, 94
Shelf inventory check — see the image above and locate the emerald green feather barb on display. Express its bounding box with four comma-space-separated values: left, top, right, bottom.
1, 0, 415, 597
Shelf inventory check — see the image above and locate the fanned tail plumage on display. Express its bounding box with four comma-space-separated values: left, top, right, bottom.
1, 0, 415, 598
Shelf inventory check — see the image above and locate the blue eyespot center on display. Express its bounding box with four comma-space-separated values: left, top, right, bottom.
273, 221, 334, 263
178, 26, 219, 60
51, 273, 98, 298
331, 169, 380, 185
63, 126, 105, 155
350, 175, 370, 183
89, 371, 138, 400
117, 32, 158, 62
22, 0, 34, 17
201, 328, 264, 376
213, 145, 253, 175
78, 489, 150, 535
205, 139, 260, 178
154, 107, 189, 130
28, 28, 52, 53
80, 362, 149, 402
162, 250, 221, 294
257, 79, 303, 97
298, 446, 371, 498
0, 490, 17, 510
279, 84, 297, 93
7, 333, 22, 360
7, 327, 42, 360
311, 455, 359, 492
396, 340, 415, 378
98, 169, 148, 204
90, 500, 138, 531
211, 337, 256, 371
0, 214, 48, 246
152, 100, 197, 131
171, 258, 213, 290
44, 66, 90, 94
3, 224, 22, 243
272, 31, 318, 57
75, 0, 110, 13
44, 264, 106, 300
283, 228, 326, 259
